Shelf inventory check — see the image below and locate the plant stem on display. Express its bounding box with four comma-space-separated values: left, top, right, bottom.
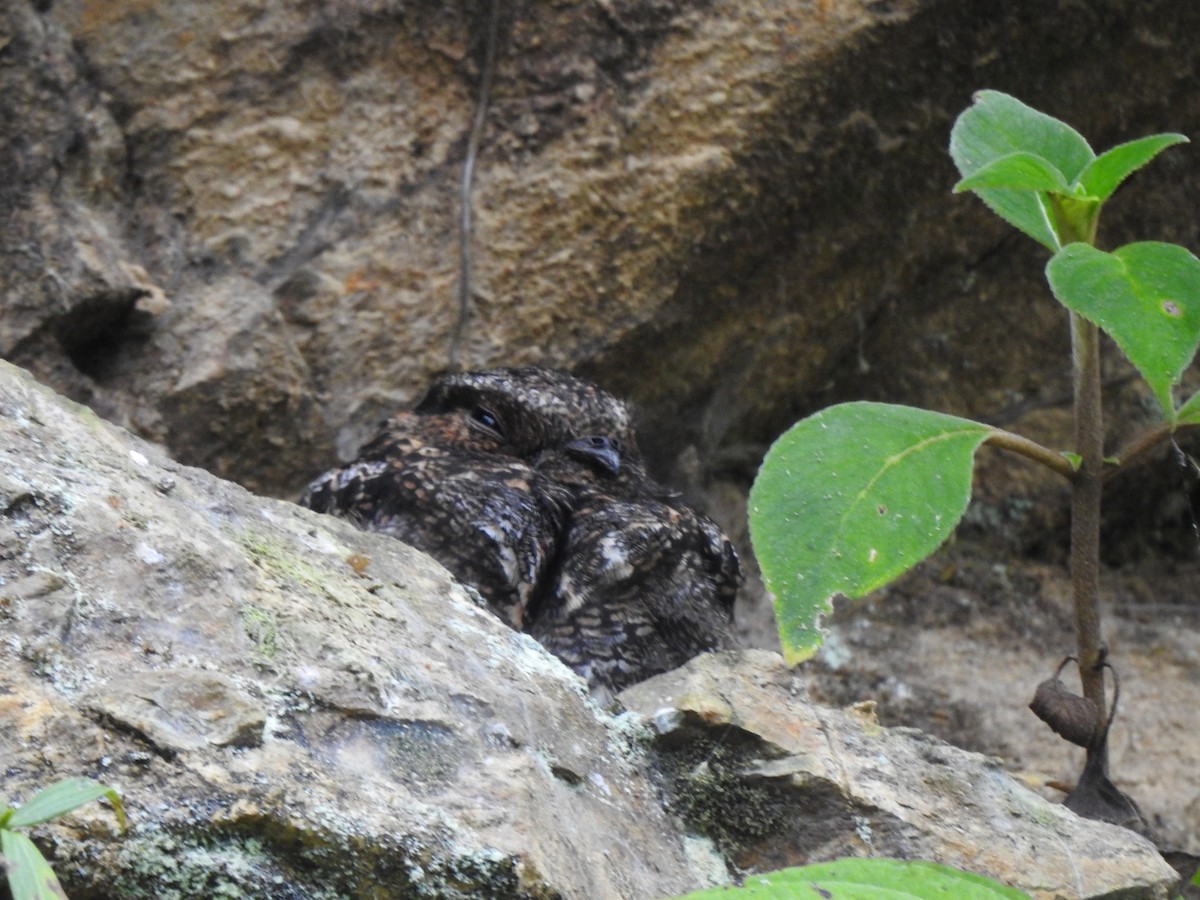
1106, 420, 1200, 481
984, 429, 1077, 480
450, 0, 501, 370
1070, 312, 1107, 741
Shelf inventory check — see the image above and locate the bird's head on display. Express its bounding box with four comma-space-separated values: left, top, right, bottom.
415, 367, 642, 461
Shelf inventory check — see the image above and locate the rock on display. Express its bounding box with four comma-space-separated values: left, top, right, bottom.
0, 359, 1180, 898
0, 358, 695, 898
1, 0, 1197, 497
619, 650, 1180, 900
0, 1, 167, 414
152, 275, 329, 493
83, 670, 267, 755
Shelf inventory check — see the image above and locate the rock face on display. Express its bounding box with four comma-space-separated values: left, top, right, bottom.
0, 360, 1180, 898
620, 652, 1178, 899
4, 0, 1200, 495
0, 358, 696, 898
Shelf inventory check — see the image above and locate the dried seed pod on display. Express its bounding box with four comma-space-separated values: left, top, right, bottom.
1029, 676, 1098, 748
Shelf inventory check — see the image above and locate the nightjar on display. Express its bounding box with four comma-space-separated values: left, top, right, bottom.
298, 367, 636, 629
529, 435, 740, 700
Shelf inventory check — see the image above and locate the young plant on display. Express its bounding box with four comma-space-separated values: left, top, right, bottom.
749, 90, 1199, 826
1, 778, 126, 900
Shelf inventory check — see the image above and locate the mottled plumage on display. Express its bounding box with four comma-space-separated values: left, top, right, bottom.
300, 367, 739, 697
529, 437, 740, 700
412, 367, 639, 456
299, 368, 634, 629
302, 444, 565, 629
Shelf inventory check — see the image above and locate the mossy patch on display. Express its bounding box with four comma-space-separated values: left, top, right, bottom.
102, 819, 559, 899
240, 605, 278, 661
655, 726, 792, 858
239, 532, 327, 591
237, 530, 361, 608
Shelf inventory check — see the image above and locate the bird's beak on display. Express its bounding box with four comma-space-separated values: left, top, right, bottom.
564, 436, 621, 476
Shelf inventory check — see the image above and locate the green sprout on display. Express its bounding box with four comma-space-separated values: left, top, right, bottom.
2, 778, 126, 900
749, 90, 1198, 826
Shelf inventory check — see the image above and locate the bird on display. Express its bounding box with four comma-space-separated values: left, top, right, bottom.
412, 367, 640, 456
528, 435, 740, 700
298, 367, 637, 630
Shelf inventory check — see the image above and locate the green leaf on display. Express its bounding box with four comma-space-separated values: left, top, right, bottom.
1076, 133, 1188, 202
749, 403, 991, 664
950, 90, 1095, 250
672, 858, 1031, 899
1, 829, 68, 900
952, 151, 1071, 195
1177, 390, 1200, 425
1046, 242, 1200, 421
7, 779, 125, 831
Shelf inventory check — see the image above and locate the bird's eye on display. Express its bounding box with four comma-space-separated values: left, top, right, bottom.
470, 405, 503, 436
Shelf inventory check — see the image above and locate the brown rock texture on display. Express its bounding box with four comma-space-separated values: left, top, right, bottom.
3, 0, 1198, 492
